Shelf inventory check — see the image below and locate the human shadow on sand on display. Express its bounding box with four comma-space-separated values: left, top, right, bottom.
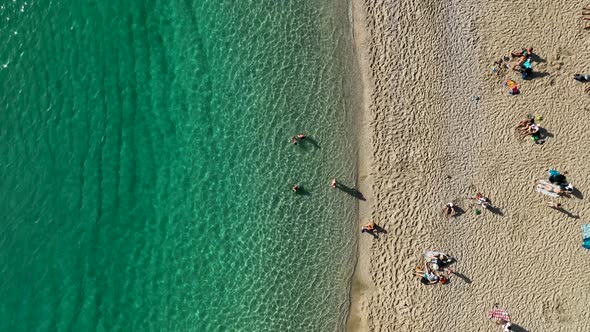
527, 71, 550, 80
335, 183, 366, 201
451, 205, 465, 218
452, 271, 472, 284
486, 205, 504, 216
571, 187, 584, 199
510, 324, 529, 332
538, 127, 553, 138
555, 207, 580, 219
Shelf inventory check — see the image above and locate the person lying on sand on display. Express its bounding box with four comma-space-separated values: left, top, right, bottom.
510, 47, 533, 71
546, 201, 562, 209
538, 182, 565, 196
510, 47, 533, 58
425, 251, 453, 266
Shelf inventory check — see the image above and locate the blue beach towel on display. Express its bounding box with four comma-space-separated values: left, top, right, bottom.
549, 169, 560, 177
582, 224, 590, 250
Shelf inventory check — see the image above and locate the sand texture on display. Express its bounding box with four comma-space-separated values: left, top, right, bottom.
349, 0, 590, 331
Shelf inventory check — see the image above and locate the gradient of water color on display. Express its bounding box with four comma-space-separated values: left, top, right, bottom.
0, 0, 360, 331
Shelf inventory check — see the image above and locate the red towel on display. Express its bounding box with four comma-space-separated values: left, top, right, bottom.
488, 308, 511, 322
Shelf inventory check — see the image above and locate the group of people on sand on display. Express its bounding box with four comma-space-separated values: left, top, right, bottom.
442, 192, 491, 218
414, 251, 454, 285
515, 116, 545, 144
498, 46, 535, 95
494, 46, 534, 93
510, 47, 534, 79
536, 169, 575, 198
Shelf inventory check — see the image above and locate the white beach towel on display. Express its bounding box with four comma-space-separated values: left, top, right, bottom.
536, 180, 561, 198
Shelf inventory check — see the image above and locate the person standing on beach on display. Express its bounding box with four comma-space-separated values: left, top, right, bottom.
361, 221, 375, 233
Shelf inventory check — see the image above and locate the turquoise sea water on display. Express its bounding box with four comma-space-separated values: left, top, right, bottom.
0, 0, 360, 331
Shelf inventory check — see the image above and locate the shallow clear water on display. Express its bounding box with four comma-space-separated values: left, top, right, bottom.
0, 0, 359, 331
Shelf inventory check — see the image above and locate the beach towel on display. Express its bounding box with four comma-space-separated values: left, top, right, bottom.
582, 224, 590, 250
489, 308, 511, 322
536, 180, 561, 198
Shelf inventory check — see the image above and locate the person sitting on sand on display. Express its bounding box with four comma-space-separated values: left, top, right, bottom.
515, 117, 534, 130
423, 266, 440, 284
444, 203, 457, 217
361, 221, 376, 233
470, 193, 490, 208
292, 184, 300, 193
515, 119, 534, 136
415, 263, 439, 285
527, 123, 540, 135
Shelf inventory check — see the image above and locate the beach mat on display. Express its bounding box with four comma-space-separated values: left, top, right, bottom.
582, 224, 590, 250
536, 180, 561, 198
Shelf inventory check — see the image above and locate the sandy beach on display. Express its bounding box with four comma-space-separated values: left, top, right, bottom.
348, 0, 590, 331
